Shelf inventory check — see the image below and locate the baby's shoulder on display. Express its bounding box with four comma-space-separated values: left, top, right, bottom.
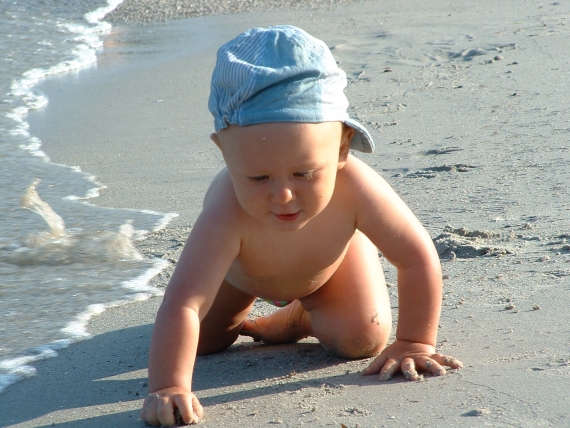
334, 155, 400, 216
204, 167, 234, 201
337, 155, 385, 195
201, 168, 240, 216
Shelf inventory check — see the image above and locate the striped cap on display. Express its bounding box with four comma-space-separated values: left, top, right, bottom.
208, 25, 374, 153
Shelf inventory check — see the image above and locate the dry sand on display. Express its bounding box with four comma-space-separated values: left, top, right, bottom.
2, 0, 569, 426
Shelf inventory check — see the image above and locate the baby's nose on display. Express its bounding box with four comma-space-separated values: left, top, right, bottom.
271, 183, 294, 204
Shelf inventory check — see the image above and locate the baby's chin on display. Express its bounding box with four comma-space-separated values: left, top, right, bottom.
270, 216, 309, 232
258, 211, 313, 231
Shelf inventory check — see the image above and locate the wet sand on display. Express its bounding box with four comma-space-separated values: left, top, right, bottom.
2, 0, 570, 426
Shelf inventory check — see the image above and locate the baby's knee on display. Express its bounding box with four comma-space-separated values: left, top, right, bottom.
197, 331, 235, 355
324, 332, 385, 359
197, 321, 243, 355
322, 322, 391, 359
197, 336, 233, 355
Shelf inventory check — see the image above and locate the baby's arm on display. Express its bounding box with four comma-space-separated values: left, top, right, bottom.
346, 157, 462, 379
141, 206, 241, 425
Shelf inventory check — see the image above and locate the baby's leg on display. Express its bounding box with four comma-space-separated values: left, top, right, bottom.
197, 279, 256, 355
301, 230, 392, 358
241, 299, 311, 344
242, 231, 392, 359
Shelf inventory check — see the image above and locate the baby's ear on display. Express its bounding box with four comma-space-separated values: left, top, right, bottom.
337, 125, 354, 169
210, 132, 222, 149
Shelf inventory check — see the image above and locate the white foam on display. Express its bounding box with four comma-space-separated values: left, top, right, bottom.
84, 0, 124, 24
62, 191, 179, 233
61, 258, 169, 342
6, 107, 27, 124
60, 303, 106, 338
142, 211, 180, 231
20, 136, 43, 155
0, 345, 61, 393
21, 178, 67, 239
6, 0, 127, 161
121, 258, 170, 293
0, 255, 167, 393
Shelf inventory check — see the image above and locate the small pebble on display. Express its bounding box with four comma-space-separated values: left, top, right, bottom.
465, 408, 491, 417
533, 304, 541, 310
504, 304, 516, 310
494, 55, 504, 61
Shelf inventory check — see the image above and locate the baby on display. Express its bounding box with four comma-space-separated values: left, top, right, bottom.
141, 25, 462, 426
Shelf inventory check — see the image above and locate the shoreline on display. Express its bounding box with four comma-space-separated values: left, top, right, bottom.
105, 0, 367, 24
2, 1, 570, 426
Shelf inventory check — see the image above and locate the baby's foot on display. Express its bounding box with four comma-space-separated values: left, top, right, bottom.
241, 300, 311, 344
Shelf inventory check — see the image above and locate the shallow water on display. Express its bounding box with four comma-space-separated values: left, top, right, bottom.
0, 0, 174, 392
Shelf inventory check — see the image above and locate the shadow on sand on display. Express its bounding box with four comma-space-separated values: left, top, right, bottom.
0, 322, 378, 427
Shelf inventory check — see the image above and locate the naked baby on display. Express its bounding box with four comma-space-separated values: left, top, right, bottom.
141, 25, 463, 426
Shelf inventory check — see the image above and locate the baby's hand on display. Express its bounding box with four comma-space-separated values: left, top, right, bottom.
362, 339, 463, 381
140, 387, 203, 426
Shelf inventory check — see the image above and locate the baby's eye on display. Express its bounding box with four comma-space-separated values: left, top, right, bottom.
294, 171, 314, 179
249, 175, 269, 182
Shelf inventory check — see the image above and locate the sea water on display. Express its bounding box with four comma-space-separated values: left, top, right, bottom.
0, 0, 176, 392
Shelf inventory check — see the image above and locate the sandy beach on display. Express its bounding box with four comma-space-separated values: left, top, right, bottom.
2, 0, 569, 426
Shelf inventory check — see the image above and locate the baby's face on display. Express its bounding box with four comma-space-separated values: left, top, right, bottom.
212, 122, 351, 231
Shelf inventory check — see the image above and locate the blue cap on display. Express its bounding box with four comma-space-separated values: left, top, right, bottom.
208, 25, 374, 153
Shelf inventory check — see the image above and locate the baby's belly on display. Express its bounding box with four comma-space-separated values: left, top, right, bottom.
226, 225, 354, 300
225, 257, 343, 301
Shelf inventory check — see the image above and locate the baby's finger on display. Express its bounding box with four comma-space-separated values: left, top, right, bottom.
378, 358, 399, 381
141, 393, 161, 426
172, 393, 204, 425
191, 394, 204, 423
156, 396, 176, 426
362, 352, 387, 375
432, 353, 464, 369
401, 358, 421, 381
173, 396, 193, 425
418, 358, 446, 377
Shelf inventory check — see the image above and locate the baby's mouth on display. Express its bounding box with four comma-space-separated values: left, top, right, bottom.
274, 211, 300, 222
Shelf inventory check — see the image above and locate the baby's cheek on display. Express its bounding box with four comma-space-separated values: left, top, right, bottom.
313, 190, 334, 213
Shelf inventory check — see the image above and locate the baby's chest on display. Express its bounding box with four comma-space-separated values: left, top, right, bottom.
238, 226, 354, 280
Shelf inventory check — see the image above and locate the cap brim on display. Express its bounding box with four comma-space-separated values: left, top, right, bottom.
344, 118, 375, 153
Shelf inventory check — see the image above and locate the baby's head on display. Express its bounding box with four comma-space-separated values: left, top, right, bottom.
208, 25, 374, 153
208, 26, 375, 229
